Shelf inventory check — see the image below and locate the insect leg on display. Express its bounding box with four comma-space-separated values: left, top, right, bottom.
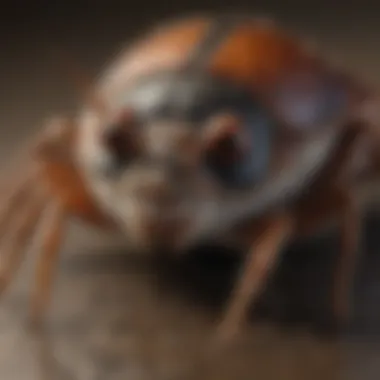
27, 117, 81, 325
0, 169, 37, 240
29, 200, 67, 325
215, 213, 294, 343
0, 183, 48, 295
0, 118, 75, 300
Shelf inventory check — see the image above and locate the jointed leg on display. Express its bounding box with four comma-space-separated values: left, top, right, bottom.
215, 213, 294, 343
0, 183, 48, 294
0, 169, 37, 240
30, 200, 67, 324
0, 118, 74, 318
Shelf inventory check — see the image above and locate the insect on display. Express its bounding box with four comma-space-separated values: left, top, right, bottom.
1, 13, 380, 343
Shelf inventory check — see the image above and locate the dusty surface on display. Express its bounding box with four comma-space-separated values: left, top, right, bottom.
1, 2, 380, 379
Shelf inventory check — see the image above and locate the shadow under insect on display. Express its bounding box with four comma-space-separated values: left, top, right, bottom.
64, 212, 380, 341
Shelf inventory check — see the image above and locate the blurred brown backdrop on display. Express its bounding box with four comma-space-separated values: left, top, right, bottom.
0, 1, 380, 379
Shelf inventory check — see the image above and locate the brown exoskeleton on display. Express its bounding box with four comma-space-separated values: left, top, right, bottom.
1, 14, 380, 343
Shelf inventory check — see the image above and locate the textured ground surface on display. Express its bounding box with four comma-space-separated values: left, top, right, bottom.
1, 2, 380, 379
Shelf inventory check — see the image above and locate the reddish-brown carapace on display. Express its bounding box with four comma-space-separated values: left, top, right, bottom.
1, 13, 380, 344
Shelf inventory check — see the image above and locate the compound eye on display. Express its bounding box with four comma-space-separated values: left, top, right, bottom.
102, 109, 140, 167
204, 113, 248, 162
203, 113, 254, 187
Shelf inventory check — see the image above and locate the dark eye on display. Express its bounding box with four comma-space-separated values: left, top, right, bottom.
206, 133, 246, 167
102, 110, 139, 170
205, 136, 244, 185
203, 111, 273, 188
104, 127, 133, 163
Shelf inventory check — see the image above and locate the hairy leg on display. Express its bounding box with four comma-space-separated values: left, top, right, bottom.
0, 118, 74, 318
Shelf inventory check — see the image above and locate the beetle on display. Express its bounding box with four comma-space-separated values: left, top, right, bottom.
1, 13, 379, 343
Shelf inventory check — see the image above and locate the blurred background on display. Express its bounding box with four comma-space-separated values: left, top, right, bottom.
1, 1, 380, 379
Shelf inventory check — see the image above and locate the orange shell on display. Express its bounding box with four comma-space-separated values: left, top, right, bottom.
100, 16, 313, 100
41, 15, 361, 226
